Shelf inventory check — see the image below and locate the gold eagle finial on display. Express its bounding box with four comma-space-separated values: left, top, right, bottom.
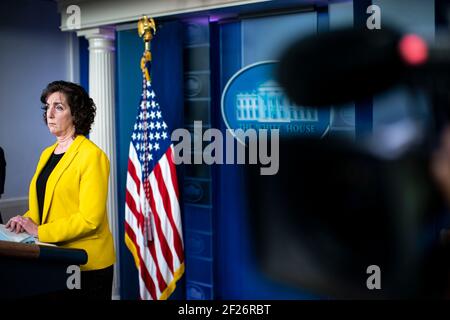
138, 16, 156, 52
138, 16, 156, 81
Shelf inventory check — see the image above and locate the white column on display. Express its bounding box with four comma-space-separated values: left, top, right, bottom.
77, 27, 120, 300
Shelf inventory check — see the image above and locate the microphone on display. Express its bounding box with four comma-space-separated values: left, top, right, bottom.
277, 26, 432, 107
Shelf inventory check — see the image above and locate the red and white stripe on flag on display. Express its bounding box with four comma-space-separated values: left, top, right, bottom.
125, 142, 184, 300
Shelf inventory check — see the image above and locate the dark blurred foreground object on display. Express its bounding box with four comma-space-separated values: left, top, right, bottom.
278, 26, 404, 107
247, 137, 450, 299
277, 25, 450, 136
277, 25, 450, 109
250, 23, 450, 299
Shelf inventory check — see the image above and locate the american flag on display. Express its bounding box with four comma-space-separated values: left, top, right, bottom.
124, 53, 184, 300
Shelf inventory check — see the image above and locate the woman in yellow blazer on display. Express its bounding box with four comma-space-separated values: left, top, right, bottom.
6, 81, 115, 299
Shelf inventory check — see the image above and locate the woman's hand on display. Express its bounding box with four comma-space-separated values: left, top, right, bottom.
17, 217, 38, 237
5, 216, 38, 237
5, 216, 25, 234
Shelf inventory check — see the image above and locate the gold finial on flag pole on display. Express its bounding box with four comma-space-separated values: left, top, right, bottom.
138, 16, 156, 82
138, 16, 156, 52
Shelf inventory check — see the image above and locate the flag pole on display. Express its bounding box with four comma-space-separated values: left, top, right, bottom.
137, 16, 156, 245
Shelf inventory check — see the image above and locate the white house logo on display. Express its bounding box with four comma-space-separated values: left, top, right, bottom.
222, 61, 330, 140
236, 80, 319, 123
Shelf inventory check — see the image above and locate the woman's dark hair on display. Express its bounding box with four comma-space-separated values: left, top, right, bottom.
40, 81, 96, 136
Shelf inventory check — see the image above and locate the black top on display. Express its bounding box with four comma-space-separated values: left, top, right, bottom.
36, 152, 65, 221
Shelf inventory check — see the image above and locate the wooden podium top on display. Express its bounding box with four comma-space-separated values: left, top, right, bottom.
0, 240, 87, 265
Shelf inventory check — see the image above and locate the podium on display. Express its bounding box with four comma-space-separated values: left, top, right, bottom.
0, 240, 87, 299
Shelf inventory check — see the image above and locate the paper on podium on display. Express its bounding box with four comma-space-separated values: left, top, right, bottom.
0, 224, 36, 244
34, 240, 57, 247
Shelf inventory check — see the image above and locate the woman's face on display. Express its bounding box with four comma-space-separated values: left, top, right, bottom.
45, 92, 75, 137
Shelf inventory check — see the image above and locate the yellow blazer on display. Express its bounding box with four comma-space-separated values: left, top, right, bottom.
24, 135, 115, 271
